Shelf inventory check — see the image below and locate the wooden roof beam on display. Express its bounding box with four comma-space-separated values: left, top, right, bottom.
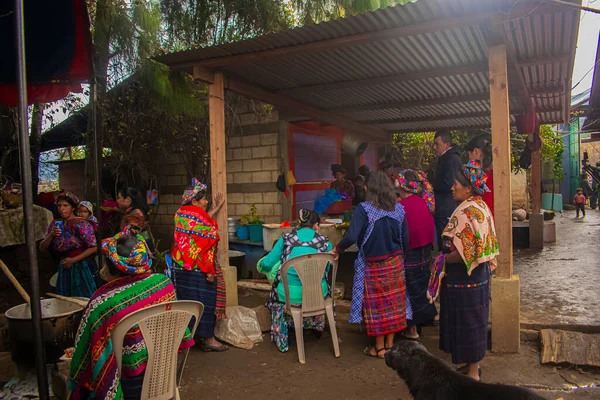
327, 93, 491, 113
221, 73, 388, 141
280, 64, 490, 95
367, 106, 562, 126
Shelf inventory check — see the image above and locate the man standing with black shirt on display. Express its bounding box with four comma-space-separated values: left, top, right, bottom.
432, 130, 462, 249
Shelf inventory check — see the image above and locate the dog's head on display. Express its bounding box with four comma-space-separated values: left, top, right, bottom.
385, 341, 428, 381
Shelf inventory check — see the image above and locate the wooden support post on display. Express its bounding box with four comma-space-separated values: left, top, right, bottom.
209, 72, 229, 269
489, 44, 513, 279
489, 44, 520, 353
531, 142, 542, 214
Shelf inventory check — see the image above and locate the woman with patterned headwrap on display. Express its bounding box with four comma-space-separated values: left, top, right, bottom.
40, 191, 98, 297
169, 179, 229, 352
396, 169, 437, 340
437, 160, 499, 381
67, 226, 194, 400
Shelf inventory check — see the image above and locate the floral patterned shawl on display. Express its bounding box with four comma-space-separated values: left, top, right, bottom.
171, 205, 219, 275
47, 217, 96, 257
442, 196, 499, 275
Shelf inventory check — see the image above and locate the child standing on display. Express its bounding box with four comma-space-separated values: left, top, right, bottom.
574, 188, 586, 218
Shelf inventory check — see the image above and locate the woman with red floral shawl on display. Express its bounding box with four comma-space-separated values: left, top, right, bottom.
170, 178, 228, 352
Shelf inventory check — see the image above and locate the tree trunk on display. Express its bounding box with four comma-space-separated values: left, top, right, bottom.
84, 0, 111, 200
29, 103, 43, 201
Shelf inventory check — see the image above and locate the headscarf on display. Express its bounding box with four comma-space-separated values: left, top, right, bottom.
55, 190, 79, 205
78, 201, 93, 214
331, 164, 346, 176
101, 225, 152, 275
461, 160, 490, 195
396, 169, 435, 214
181, 177, 208, 205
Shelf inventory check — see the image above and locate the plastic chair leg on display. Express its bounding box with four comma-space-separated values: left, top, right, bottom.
325, 304, 340, 358
291, 311, 305, 364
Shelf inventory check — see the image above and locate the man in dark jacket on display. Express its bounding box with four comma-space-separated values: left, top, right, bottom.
432, 130, 462, 249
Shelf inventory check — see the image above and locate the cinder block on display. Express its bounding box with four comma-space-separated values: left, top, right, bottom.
226, 173, 233, 184
228, 136, 241, 148
228, 193, 244, 204
243, 193, 263, 204
167, 204, 180, 215
226, 149, 234, 160
271, 171, 280, 182
260, 133, 278, 146
252, 171, 272, 183
242, 159, 262, 172
491, 275, 520, 353
252, 146, 272, 159
264, 216, 281, 224
233, 148, 252, 160
234, 173, 253, 184
263, 192, 279, 204
255, 203, 274, 216
226, 160, 243, 172
242, 135, 261, 147
161, 194, 174, 204
236, 204, 250, 215
261, 158, 278, 171
167, 175, 182, 185
273, 204, 283, 217
270, 145, 280, 157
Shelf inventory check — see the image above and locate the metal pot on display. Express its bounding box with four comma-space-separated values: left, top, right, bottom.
4, 298, 85, 364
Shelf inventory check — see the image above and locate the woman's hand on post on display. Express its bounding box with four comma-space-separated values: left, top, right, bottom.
331, 248, 339, 261
214, 192, 224, 208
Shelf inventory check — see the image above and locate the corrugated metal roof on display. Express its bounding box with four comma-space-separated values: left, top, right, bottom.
156, 0, 581, 134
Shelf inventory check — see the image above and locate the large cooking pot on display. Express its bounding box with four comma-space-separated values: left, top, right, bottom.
4, 298, 86, 364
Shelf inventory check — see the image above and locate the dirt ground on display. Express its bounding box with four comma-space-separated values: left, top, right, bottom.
177, 290, 600, 400
515, 209, 600, 329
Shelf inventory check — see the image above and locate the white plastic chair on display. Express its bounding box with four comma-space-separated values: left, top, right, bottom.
111, 300, 204, 400
280, 253, 340, 364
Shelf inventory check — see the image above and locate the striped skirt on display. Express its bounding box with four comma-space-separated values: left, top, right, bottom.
439, 262, 490, 364
172, 268, 217, 338
404, 246, 438, 326
362, 255, 408, 337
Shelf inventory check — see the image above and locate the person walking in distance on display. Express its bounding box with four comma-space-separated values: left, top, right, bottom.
432, 130, 462, 249
574, 187, 586, 218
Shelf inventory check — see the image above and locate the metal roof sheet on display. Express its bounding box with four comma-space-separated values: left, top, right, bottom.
156, 0, 581, 134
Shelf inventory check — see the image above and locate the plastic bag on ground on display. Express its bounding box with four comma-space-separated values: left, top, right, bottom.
215, 306, 264, 349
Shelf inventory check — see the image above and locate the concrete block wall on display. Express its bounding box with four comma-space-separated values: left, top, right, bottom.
226, 120, 289, 225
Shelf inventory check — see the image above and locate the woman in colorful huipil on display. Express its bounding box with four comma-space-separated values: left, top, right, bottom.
333, 170, 410, 359
68, 226, 194, 400
437, 160, 499, 381
397, 169, 438, 340
170, 179, 228, 352
39, 191, 98, 297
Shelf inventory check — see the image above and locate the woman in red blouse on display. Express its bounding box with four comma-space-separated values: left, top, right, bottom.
465, 136, 494, 216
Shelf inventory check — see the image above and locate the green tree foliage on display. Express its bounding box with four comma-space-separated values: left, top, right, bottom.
539, 124, 564, 182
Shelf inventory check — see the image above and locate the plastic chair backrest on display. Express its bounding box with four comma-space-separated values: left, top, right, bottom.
281, 253, 337, 314
111, 300, 203, 400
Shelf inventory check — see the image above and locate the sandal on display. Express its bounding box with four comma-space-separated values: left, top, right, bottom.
456, 365, 482, 378
363, 346, 386, 359
200, 342, 229, 352
400, 330, 420, 341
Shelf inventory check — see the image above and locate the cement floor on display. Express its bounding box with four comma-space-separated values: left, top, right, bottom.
515, 209, 600, 330
179, 295, 600, 400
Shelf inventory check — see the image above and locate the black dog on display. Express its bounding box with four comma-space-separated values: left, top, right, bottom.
385, 341, 546, 400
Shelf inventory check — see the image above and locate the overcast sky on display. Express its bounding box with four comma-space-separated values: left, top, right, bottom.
571, 5, 600, 96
